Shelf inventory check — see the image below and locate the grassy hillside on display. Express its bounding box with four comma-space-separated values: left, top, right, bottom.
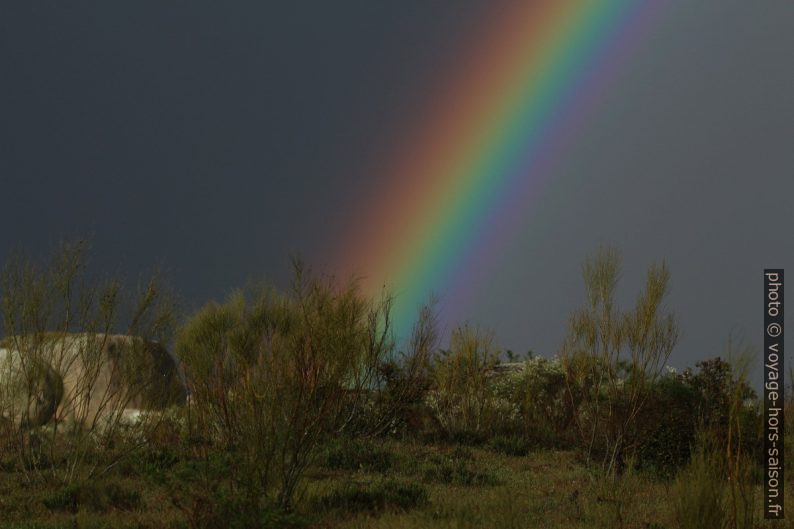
1, 436, 791, 529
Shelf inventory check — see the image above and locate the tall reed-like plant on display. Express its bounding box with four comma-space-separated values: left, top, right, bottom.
559, 246, 678, 473
674, 340, 760, 529
428, 324, 501, 442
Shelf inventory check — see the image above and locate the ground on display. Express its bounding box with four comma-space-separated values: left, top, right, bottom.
2, 437, 790, 529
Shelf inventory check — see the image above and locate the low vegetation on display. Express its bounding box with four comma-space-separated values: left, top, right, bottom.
0, 244, 790, 528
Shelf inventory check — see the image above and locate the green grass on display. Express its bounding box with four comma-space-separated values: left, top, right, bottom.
1, 439, 792, 529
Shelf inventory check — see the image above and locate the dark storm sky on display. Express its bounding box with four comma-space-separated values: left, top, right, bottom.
1, 2, 792, 382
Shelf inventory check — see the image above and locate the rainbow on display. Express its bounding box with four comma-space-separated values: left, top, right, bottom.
336, 0, 663, 337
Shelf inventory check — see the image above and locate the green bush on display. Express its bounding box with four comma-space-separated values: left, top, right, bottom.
13, 513, 163, 529
103, 482, 142, 511
42, 485, 80, 513
486, 434, 531, 457
172, 479, 308, 529
42, 480, 141, 513
686, 357, 762, 462
176, 261, 395, 510
357, 303, 438, 439
319, 437, 395, 473
316, 479, 428, 513
559, 247, 678, 474
637, 356, 763, 480
418, 449, 498, 486
634, 370, 698, 478
426, 325, 501, 442
119, 445, 181, 484
489, 356, 575, 449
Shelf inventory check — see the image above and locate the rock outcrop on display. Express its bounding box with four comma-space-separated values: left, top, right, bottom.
0, 333, 186, 429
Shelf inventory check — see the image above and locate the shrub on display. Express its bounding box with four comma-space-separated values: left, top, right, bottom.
638, 353, 762, 480
494, 356, 574, 448
42, 485, 81, 513
315, 479, 428, 513
174, 481, 308, 529
418, 452, 498, 486
634, 370, 698, 478
685, 356, 762, 462
42, 479, 141, 513
427, 325, 501, 442
559, 247, 677, 473
119, 445, 180, 484
486, 434, 531, 457
674, 345, 759, 529
176, 260, 395, 510
356, 303, 438, 438
319, 437, 394, 473
165, 449, 310, 529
